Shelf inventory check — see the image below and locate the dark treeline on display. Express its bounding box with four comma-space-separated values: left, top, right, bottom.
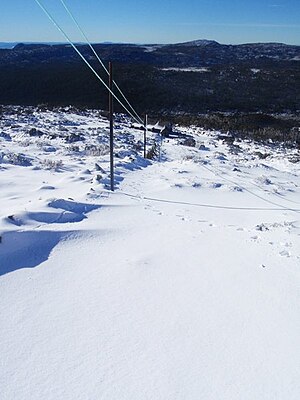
0, 42, 299, 143
165, 113, 300, 145
0, 62, 299, 114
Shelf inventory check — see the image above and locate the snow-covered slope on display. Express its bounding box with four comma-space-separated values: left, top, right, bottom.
1, 107, 300, 399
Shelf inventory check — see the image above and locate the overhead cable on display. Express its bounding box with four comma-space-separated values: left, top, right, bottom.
199, 161, 300, 214
120, 191, 300, 211
59, 0, 144, 124
34, 0, 142, 125
238, 171, 300, 206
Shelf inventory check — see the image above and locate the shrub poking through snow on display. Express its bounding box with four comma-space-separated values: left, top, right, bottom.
0, 132, 11, 141
41, 159, 63, 170
0, 152, 32, 166
85, 144, 110, 157
146, 142, 159, 160
67, 144, 80, 153
65, 132, 85, 143
181, 137, 196, 147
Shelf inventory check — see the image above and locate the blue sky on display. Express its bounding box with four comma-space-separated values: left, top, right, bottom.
1, 0, 299, 45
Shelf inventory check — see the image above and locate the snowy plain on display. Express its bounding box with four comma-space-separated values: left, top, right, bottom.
1, 106, 300, 399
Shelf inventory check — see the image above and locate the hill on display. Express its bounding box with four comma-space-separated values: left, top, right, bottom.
0, 40, 299, 115
1, 105, 300, 399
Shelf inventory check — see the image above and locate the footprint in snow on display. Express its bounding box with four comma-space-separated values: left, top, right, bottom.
39, 185, 56, 190
211, 182, 223, 189
230, 186, 243, 192
192, 182, 202, 188
176, 214, 189, 222
251, 235, 260, 241
280, 242, 292, 248
279, 250, 291, 257
151, 207, 163, 216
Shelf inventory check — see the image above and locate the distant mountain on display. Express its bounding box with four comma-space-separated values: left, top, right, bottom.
0, 43, 18, 49
175, 39, 220, 47
0, 39, 298, 67
0, 39, 299, 114
0, 42, 70, 49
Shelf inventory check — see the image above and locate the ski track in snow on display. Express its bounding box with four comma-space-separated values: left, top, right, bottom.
1, 106, 300, 399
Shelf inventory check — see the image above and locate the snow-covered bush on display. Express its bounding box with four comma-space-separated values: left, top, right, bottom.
85, 144, 109, 157
65, 132, 85, 143
181, 137, 196, 147
67, 144, 81, 153
18, 139, 34, 147
41, 159, 63, 170
28, 128, 44, 137
146, 143, 159, 160
0, 152, 32, 166
0, 132, 11, 141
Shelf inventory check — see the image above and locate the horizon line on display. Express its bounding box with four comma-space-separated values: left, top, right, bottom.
0, 39, 299, 47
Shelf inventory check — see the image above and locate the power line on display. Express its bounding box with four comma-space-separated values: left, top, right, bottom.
237, 171, 300, 206
120, 191, 300, 211
34, 0, 142, 125
59, 0, 144, 124
198, 160, 300, 214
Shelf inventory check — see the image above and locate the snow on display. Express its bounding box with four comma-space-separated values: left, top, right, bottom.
142, 44, 164, 52
1, 106, 300, 399
180, 39, 219, 47
161, 67, 210, 73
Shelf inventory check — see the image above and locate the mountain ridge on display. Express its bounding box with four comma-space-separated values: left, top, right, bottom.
0, 39, 299, 114
0, 39, 299, 49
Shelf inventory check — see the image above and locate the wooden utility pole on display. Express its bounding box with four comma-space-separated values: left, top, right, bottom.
109, 62, 114, 191
144, 114, 148, 158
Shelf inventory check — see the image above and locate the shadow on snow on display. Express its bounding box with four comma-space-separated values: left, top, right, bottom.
0, 230, 75, 276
